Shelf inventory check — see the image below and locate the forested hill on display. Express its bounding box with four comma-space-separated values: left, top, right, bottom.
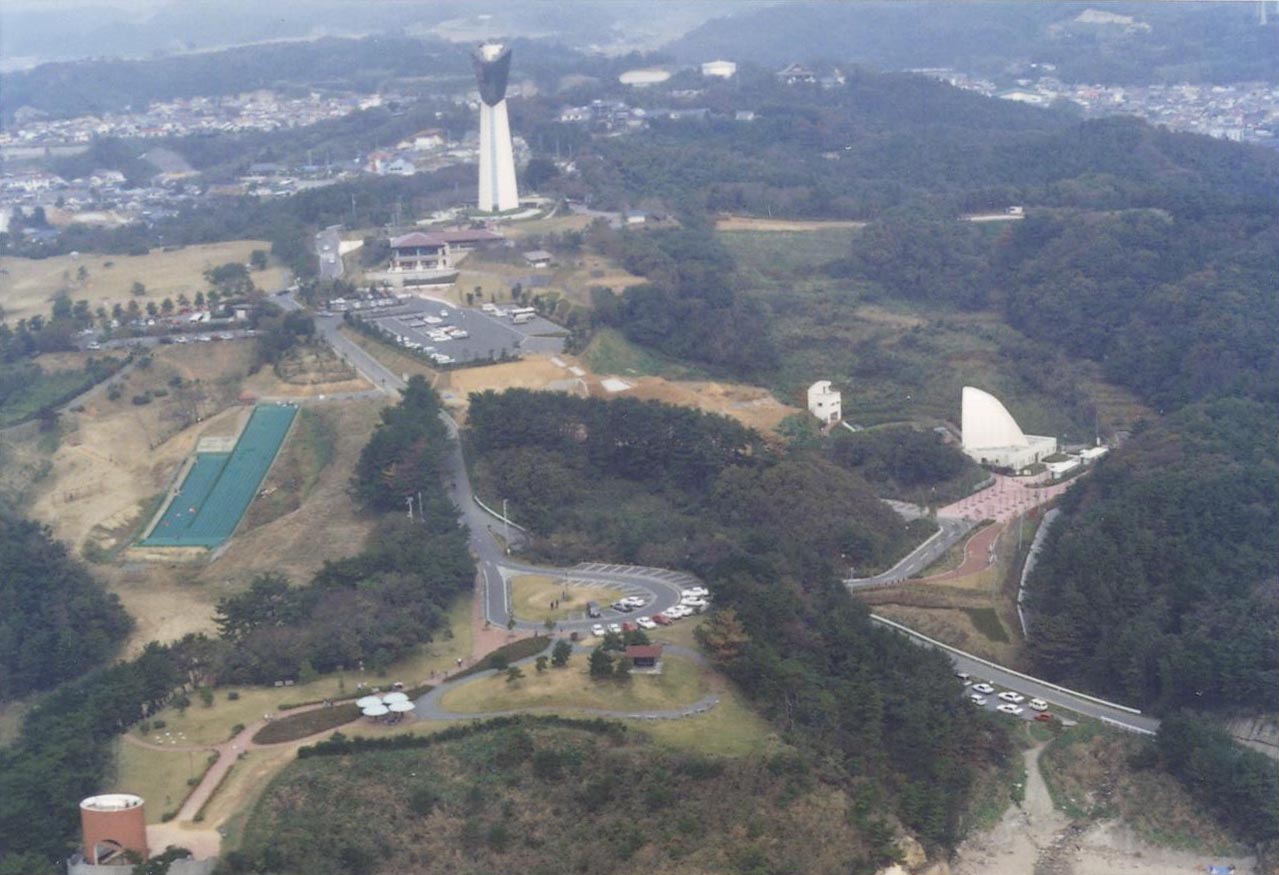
1027, 399, 1279, 711
666, 1, 1279, 84
0, 514, 133, 701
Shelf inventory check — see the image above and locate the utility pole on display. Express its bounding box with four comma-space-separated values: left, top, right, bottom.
417, 491, 424, 522
502, 498, 510, 554
406, 495, 414, 521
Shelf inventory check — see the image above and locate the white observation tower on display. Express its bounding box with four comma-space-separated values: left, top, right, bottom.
473, 42, 520, 213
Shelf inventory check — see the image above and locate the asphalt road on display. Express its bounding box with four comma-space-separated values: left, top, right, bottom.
846, 516, 974, 588
300, 295, 1159, 735
871, 615, 1160, 735
315, 226, 343, 280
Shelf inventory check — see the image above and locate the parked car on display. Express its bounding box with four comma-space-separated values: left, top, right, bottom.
972, 683, 995, 694
996, 704, 1024, 715
1029, 698, 1049, 711
623, 596, 647, 608
998, 691, 1025, 703
636, 617, 657, 630
652, 614, 671, 626
607, 623, 623, 635
591, 624, 605, 637
970, 695, 987, 706
1034, 712, 1054, 723
955, 671, 971, 683
621, 622, 636, 633
611, 601, 634, 613
586, 601, 601, 618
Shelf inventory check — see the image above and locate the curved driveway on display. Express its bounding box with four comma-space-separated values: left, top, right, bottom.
302, 294, 1158, 736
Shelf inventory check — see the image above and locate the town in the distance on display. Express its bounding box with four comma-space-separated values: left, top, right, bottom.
0, 4, 1275, 875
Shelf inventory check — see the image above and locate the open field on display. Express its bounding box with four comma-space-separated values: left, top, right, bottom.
509, 574, 624, 623
241, 342, 371, 398
628, 678, 777, 757
439, 654, 708, 714
716, 215, 868, 232
580, 326, 706, 380
0, 240, 289, 322
111, 738, 215, 823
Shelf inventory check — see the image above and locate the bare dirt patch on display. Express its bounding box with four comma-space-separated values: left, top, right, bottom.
0, 240, 289, 322
595, 375, 800, 435
241, 343, 371, 398
715, 215, 868, 232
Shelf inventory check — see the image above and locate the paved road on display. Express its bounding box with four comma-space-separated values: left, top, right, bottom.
871, 615, 1159, 735
315, 226, 343, 280
301, 295, 1160, 736
846, 516, 974, 589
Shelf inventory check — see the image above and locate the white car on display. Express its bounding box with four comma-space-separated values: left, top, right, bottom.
636, 617, 657, 630
1029, 698, 1049, 711
665, 605, 691, 619
607, 623, 623, 635
623, 596, 647, 608
972, 683, 994, 694
996, 704, 1024, 715
591, 624, 605, 637
970, 695, 987, 706
998, 691, 1025, 704
682, 587, 709, 598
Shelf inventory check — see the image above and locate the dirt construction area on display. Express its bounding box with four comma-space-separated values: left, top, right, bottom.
714, 215, 868, 232
444, 352, 798, 435
0, 240, 290, 322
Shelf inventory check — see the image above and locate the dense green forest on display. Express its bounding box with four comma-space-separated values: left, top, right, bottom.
0, 378, 472, 869
0, 515, 133, 701
668, 2, 1279, 84
466, 389, 987, 847
1155, 713, 1279, 847
1027, 399, 1278, 711
828, 425, 986, 507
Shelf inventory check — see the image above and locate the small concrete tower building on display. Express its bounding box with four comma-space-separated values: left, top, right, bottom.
472, 42, 520, 213
79, 794, 148, 865
807, 381, 842, 425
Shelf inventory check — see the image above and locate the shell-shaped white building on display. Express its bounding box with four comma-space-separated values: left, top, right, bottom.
960, 387, 1056, 470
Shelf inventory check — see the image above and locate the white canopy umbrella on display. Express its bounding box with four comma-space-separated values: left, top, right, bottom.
382, 691, 409, 704
361, 703, 390, 717
356, 695, 382, 709
388, 700, 415, 713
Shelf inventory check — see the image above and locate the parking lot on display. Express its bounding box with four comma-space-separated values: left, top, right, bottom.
358, 296, 566, 366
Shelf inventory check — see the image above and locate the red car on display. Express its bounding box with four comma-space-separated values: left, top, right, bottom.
1034, 712, 1054, 723
621, 621, 636, 633
652, 614, 672, 626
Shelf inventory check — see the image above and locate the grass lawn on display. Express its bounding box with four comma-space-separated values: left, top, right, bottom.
580, 327, 705, 380
205, 745, 295, 848
137, 594, 472, 745
510, 573, 624, 623
0, 241, 289, 323
111, 738, 216, 822
440, 654, 708, 714
631, 682, 778, 757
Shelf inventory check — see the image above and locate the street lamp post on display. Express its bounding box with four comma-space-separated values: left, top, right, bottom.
502, 498, 510, 554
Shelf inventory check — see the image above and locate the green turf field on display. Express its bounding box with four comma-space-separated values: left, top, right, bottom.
142, 404, 298, 547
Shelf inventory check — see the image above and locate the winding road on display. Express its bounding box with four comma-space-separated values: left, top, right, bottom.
294, 292, 1159, 736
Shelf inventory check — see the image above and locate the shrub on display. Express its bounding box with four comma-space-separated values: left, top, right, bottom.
409, 786, 438, 816
227, 690, 240, 701
131, 393, 151, 406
